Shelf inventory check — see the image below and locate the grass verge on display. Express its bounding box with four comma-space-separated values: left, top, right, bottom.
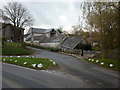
84, 57, 120, 71
2, 46, 33, 55
2, 57, 57, 70
2, 42, 33, 55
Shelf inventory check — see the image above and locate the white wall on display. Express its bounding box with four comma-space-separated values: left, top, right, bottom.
40, 43, 60, 48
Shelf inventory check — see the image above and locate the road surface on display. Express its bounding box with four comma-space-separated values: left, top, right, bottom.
2, 47, 119, 88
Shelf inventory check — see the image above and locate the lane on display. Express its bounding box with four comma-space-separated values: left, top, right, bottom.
31, 47, 119, 88
2, 47, 119, 88
3, 63, 93, 88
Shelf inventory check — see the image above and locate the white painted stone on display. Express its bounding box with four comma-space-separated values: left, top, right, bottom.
72, 54, 75, 56
23, 62, 27, 65
96, 60, 99, 63
37, 63, 43, 68
17, 56, 20, 58
32, 64, 36, 67
50, 60, 53, 62
109, 64, 114, 67
3, 59, 6, 61
89, 59, 91, 61
75, 55, 77, 57
10, 56, 13, 57
53, 62, 56, 65
15, 60, 17, 62
100, 62, 104, 65
10, 59, 12, 61
91, 59, 94, 62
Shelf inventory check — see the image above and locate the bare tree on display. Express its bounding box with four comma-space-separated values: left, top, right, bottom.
3, 2, 34, 28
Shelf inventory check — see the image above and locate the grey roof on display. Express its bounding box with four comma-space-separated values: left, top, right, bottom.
33, 34, 65, 43
29, 28, 54, 34
61, 36, 82, 49
42, 37, 56, 43
53, 34, 66, 42
34, 35, 47, 42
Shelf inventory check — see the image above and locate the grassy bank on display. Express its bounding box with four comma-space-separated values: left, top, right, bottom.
25, 43, 61, 52
2, 42, 33, 55
2, 57, 57, 70
85, 57, 120, 71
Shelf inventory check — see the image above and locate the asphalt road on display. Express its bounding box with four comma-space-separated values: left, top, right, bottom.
2, 47, 119, 88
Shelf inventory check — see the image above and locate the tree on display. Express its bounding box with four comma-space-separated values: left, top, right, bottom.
3, 2, 34, 28
1, 2, 34, 42
81, 2, 119, 59
72, 25, 84, 36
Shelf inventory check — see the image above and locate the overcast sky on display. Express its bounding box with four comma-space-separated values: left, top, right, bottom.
22, 2, 82, 32
1, 0, 117, 34
0, 0, 84, 34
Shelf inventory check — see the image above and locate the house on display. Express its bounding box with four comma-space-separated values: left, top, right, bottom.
26, 27, 59, 42
25, 27, 66, 48
27, 27, 58, 37
0, 22, 24, 42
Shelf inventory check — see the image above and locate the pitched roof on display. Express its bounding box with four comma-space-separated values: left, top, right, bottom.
33, 34, 66, 43
61, 36, 82, 49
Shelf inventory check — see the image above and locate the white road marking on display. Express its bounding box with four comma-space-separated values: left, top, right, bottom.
96, 82, 102, 85
52, 71, 55, 73
54, 73, 57, 75
85, 80, 89, 82
45, 71, 49, 72
41, 70, 45, 72
3, 63, 67, 77
3, 63, 36, 71
48, 71, 52, 73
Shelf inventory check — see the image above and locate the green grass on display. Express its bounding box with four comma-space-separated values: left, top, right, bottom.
2, 42, 33, 55
84, 57, 120, 71
2, 46, 32, 55
2, 57, 57, 70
